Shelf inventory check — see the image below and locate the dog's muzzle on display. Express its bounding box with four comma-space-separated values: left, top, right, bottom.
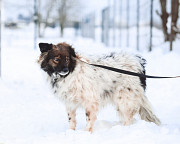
59, 68, 69, 76
53, 68, 69, 79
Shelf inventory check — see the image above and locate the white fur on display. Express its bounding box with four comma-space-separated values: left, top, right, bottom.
40, 52, 160, 132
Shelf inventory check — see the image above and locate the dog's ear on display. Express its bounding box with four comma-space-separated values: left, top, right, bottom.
69, 46, 76, 58
39, 43, 52, 53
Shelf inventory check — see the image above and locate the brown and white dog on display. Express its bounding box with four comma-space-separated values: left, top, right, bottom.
38, 42, 161, 132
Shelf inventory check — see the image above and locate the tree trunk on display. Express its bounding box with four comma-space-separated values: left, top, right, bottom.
37, 13, 42, 37
170, 0, 179, 51
37, 0, 41, 37
159, 0, 170, 41
170, 0, 179, 41
60, 23, 64, 37
58, 0, 66, 37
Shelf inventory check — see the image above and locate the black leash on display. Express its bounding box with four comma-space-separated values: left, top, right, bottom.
77, 57, 180, 79
90, 64, 180, 79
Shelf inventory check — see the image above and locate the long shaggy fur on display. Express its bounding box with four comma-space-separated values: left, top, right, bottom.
38, 42, 161, 132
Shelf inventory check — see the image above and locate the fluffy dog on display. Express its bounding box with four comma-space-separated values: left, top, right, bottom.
38, 42, 161, 132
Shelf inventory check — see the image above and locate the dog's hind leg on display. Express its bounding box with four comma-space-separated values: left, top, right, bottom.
115, 91, 138, 126
85, 103, 99, 132
66, 106, 77, 130
117, 104, 137, 126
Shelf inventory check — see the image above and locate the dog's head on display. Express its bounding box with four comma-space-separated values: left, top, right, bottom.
38, 42, 76, 77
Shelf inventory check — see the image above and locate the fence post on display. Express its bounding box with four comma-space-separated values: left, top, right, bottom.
149, 0, 153, 52
113, 0, 116, 47
102, 9, 105, 43
92, 12, 95, 40
126, 0, 129, 47
81, 18, 85, 37
34, 0, 38, 50
101, 7, 110, 46
137, 0, 140, 51
119, 0, 122, 47
107, 0, 110, 47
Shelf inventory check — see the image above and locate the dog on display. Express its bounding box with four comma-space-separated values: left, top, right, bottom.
38, 42, 161, 132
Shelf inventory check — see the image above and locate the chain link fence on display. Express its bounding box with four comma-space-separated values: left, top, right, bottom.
81, 0, 176, 51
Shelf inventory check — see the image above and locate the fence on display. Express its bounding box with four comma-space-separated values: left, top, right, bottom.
0, 0, 179, 77
102, 7, 110, 46
81, 0, 167, 51
81, 12, 95, 39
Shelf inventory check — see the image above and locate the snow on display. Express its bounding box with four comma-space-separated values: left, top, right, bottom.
0, 24, 180, 144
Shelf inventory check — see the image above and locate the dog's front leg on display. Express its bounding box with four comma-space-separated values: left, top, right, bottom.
85, 104, 98, 132
66, 107, 76, 130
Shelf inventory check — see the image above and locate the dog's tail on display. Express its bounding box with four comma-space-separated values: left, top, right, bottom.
139, 96, 161, 126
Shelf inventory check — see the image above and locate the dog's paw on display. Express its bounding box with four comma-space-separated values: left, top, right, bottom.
85, 127, 93, 133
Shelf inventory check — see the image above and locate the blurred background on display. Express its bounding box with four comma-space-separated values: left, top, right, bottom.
0, 1, 180, 143
1, 0, 180, 51
0, 0, 180, 96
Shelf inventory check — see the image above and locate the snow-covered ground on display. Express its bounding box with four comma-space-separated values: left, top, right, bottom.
0, 25, 180, 144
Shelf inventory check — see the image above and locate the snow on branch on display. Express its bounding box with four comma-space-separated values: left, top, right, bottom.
173, 26, 180, 33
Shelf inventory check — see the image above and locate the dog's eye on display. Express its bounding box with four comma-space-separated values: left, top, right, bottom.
53, 57, 60, 63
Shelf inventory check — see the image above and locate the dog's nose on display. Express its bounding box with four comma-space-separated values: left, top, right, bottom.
62, 67, 69, 73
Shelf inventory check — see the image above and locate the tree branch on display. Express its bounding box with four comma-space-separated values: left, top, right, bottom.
156, 10, 162, 17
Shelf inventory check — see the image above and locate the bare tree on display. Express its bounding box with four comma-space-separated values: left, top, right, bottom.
37, 0, 80, 37
156, 0, 170, 41
157, 0, 179, 51
170, 0, 179, 51
37, 0, 56, 37
157, 0, 180, 42
55, 0, 80, 37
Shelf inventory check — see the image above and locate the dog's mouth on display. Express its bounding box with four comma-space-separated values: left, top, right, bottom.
58, 67, 69, 76
52, 70, 69, 79
58, 70, 69, 76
